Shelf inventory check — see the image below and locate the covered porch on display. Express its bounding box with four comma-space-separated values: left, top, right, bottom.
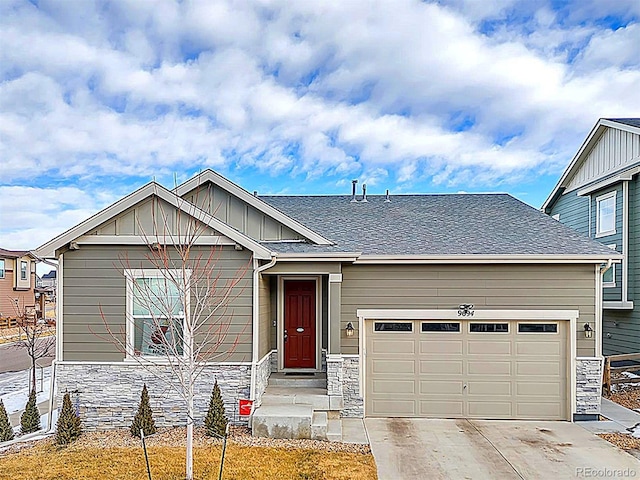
250, 259, 355, 440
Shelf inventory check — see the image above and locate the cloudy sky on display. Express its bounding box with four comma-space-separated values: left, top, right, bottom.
1, 0, 640, 253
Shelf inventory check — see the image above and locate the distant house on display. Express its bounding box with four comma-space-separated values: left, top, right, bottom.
36, 169, 618, 435
40, 270, 57, 288
543, 118, 640, 355
0, 248, 36, 318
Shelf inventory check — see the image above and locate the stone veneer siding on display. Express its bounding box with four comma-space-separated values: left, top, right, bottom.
575, 357, 604, 415
254, 351, 274, 406
326, 355, 363, 417
56, 363, 251, 430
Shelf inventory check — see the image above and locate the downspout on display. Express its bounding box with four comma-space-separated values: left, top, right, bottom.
249, 254, 278, 402
623, 180, 629, 304
598, 259, 613, 358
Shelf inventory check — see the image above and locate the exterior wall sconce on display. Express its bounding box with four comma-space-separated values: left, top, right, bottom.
584, 323, 593, 339
346, 322, 355, 337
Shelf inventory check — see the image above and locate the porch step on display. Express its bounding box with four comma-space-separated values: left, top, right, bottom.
261, 386, 330, 410
327, 418, 343, 442
311, 411, 328, 440
251, 404, 313, 439
268, 372, 327, 388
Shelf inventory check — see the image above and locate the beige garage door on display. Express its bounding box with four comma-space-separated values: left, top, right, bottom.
365, 319, 568, 420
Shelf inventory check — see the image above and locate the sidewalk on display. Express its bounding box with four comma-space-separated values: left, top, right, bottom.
577, 398, 640, 435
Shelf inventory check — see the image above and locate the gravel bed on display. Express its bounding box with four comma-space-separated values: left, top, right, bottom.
598, 433, 640, 452
1, 426, 371, 456
605, 384, 640, 411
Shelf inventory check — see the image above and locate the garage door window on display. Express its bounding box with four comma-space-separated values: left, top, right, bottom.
518, 323, 558, 333
469, 323, 509, 333
421, 322, 460, 332
374, 322, 412, 332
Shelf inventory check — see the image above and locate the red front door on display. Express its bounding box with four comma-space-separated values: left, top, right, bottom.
284, 280, 316, 369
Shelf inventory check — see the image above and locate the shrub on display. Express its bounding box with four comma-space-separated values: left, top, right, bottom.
130, 384, 156, 438
56, 392, 82, 445
20, 389, 41, 435
0, 399, 14, 442
204, 379, 227, 437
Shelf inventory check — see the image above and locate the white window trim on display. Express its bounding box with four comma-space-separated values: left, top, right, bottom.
595, 191, 617, 238
124, 268, 191, 359
603, 244, 617, 288
20, 261, 27, 281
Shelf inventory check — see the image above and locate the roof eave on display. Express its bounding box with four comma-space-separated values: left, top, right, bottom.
354, 254, 622, 264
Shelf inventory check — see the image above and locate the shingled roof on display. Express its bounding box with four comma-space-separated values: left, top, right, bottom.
607, 118, 640, 128
261, 193, 618, 257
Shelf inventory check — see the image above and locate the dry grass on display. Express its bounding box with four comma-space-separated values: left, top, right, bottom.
0, 429, 377, 480
0, 325, 55, 345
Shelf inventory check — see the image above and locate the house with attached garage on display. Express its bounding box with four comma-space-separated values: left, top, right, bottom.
35, 169, 620, 439
543, 118, 640, 356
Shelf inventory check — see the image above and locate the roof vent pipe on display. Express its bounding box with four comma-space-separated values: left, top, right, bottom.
351, 180, 358, 202
362, 183, 368, 202
253, 191, 258, 197
385, 189, 391, 203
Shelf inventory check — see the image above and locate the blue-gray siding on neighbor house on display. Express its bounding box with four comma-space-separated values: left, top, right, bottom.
549, 176, 640, 355
604, 177, 640, 354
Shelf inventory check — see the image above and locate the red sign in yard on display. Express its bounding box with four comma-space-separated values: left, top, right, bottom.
239, 399, 253, 416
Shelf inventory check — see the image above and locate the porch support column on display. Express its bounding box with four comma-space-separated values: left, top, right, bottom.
328, 274, 342, 355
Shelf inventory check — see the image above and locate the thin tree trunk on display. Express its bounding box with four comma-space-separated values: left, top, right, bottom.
31, 355, 36, 392
187, 394, 194, 480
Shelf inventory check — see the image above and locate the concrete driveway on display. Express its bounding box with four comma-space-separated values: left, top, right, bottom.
365, 418, 640, 480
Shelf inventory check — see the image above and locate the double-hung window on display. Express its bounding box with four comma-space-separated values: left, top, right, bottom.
126, 270, 188, 357
596, 192, 616, 237
20, 261, 27, 281
0, 259, 4, 279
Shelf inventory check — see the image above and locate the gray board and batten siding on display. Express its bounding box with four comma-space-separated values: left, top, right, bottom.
182, 185, 304, 242
61, 245, 253, 362
339, 263, 596, 357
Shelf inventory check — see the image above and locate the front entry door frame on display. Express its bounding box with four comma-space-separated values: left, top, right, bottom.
278, 276, 322, 372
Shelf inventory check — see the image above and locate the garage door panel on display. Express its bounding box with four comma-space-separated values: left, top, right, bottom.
366, 319, 567, 420
468, 401, 512, 417
468, 361, 511, 375
517, 382, 562, 396
420, 340, 463, 355
371, 379, 416, 394
420, 360, 463, 374
467, 381, 511, 396
516, 402, 562, 418
371, 400, 416, 416
371, 359, 415, 374
371, 339, 415, 354
516, 341, 561, 355
420, 380, 464, 395
419, 400, 464, 416
467, 341, 511, 355
516, 362, 560, 376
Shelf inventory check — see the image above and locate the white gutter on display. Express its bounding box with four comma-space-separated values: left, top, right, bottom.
353, 254, 623, 264
249, 254, 278, 401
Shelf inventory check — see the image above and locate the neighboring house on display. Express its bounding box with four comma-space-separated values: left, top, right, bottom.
0, 248, 36, 318
40, 270, 57, 288
36, 169, 619, 434
543, 118, 640, 356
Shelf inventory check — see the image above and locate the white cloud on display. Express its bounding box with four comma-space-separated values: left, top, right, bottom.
1, 0, 639, 249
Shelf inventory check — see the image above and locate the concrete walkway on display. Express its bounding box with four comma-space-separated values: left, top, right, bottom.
578, 398, 640, 435
366, 418, 640, 480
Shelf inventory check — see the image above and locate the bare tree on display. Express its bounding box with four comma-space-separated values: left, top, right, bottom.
94, 186, 250, 480
3, 299, 55, 392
